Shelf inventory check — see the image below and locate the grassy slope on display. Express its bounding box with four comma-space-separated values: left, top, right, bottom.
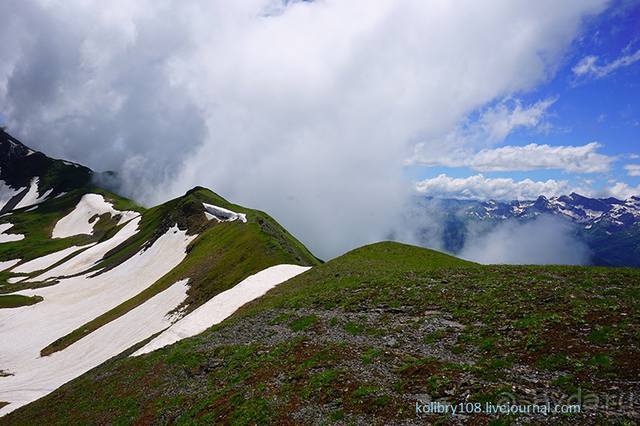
0, 294, 42, 308
6, 242, 638, 424
40, 187, 320, 355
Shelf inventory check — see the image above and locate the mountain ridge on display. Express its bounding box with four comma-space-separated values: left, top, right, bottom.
0, 129, 93, 213
0, 129, 319, 415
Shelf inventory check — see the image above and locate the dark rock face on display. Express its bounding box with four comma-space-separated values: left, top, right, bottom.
0, 129, 93, 213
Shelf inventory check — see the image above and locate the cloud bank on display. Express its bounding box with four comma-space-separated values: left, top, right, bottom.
416, 173, 640, 201
603, 181, 640, 200
415, 174, 576, 201
389, 199, 592, 265
459, 215, 591, 265
0, 0, 608, 258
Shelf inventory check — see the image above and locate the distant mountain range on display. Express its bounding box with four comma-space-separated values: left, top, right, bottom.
418, 193, 640, 267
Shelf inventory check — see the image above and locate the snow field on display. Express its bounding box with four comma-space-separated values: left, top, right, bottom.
30, 216, 141, 282
0, 279, 190, 415
133, 264, 310, 356
0, 222, 24, 243
0, 224, 197, 414
11, 244, 96, 274
52, 193, 139, 238
14, 178, 52, 209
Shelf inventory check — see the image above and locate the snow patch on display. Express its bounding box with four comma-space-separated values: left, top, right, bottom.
52, 194, 139, 239
12, 244, 95, 274
0, 259, 20, 271
583, 209, 603, 220
7, 276, 28, 284
31, 217, 141, 281
0, 180, 25, 211
133, 264, 310, 356
0, 223, 24, 243
202, 203, 247, 223
14, 178, 52, 209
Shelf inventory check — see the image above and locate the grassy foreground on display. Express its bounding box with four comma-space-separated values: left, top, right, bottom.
3, 242, 639, 425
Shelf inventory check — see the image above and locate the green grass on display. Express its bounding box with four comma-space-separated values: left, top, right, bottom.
423, 329, 447, 344
343, 320, 365, 335
233, 241, 473, 315
0, 294, 43, 308
289, 315, 318, 332
361, 347, 382, 365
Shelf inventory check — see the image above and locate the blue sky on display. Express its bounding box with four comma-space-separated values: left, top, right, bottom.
409, 0, 640, 200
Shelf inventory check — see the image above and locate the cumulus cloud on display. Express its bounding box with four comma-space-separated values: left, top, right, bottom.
476, 98, 556, 143
572, 48, 640, 79
624, 164, 640, 177
0, 0, 608, 258
411, 142, 613, 173
601, 181, 640, 199
459, 215, 591, 265
415, 174, 577, 200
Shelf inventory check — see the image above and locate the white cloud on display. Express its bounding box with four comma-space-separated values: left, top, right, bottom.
459, 215, 590, 265
408, 98, 556, 165
601, 181, 640, 199
415, 173, 640, 202
477, 98, 556, 143
572, 55, 599, 76
415, 174, 576, 200
411, 142, 614, 173
0, 0, 608, 257
624, 164, 640, 177
572, 49, 640, 79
